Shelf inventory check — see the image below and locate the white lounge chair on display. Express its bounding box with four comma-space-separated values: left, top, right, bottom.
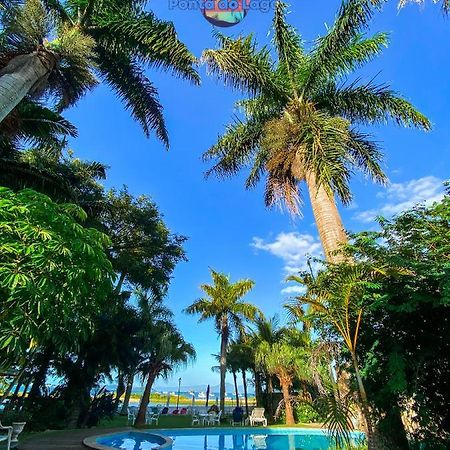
127, 407, 137, 425
146, 409, 160, 425
191, 411, 200, 426
209, 410, 222, 426
247, 408, 267, 427
0, 421, 12, 450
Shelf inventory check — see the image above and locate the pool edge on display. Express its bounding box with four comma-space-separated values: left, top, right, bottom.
83, 431, 173, 450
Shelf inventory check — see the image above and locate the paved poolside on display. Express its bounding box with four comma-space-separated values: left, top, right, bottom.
18, 427, 131, 450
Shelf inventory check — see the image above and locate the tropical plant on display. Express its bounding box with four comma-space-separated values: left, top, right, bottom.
344, 190, 450, 448
0, 146, 106, 205
202, 0, 430, 261
184, 269, 260, 412
250, 314, 285, 416
0, 99, 77, 156
255, 333, 310, 425
135, 293, 195, 426
0, 187, 114, 363
0, 0, 200, 145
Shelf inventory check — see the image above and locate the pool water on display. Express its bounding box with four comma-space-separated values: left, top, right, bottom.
96, 428, 364, 450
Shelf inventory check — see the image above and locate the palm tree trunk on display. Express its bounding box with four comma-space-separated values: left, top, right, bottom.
120, 374, 134, 415
254, 370, 262, 406
351, 352, 377, 450
0, 49, 58, 124
135, 369, 157, 427
306, 172, 348, 263
114, 370, 125, 410
232, 370, 239, 407
267, 375, 274, 422
280, 379, 295, 425
219, 317, 229, 413
242, 369, 249, 416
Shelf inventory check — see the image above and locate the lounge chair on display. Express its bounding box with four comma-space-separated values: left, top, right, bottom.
208, 410, 222, 426
146, 409, 160, 425
127, 407, 137, 425
0, 422, 12, 450
247, 408, 267, 427
191, 411, 200, 426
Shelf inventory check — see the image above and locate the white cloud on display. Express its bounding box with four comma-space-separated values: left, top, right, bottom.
251, 232, 323, 294
251, 232, 322, 268
354, 176, 445, 223
280, 285, 306, 296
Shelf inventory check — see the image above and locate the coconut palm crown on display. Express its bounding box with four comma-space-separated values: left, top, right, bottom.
0, 0, 200, 146
202, 0, 430, 261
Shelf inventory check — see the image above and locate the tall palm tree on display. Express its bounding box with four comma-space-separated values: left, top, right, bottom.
134, 291, 195, 427
202, 0, 430, 262
0, 0, 199, 146
184, 269, 260, 412
134, 323, 195, 426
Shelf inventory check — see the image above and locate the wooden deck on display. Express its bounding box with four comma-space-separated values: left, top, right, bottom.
18, 427, 130, 450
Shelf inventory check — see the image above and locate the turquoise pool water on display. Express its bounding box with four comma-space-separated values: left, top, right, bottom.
96, 428, 364, 450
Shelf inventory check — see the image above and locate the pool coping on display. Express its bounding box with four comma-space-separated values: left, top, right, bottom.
83, 431, 173, 450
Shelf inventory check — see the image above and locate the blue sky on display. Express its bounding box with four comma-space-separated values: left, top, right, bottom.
64, 0, 449, 390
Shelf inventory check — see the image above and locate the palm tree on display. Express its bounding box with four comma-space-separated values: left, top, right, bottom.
288, 263, 388, 448
255, 337, 310, 426
250, 315, 285, 416
202, 0, 430, 262
184, 269, 260, 412
134, 291, 195, 426
0, 0, 199, 145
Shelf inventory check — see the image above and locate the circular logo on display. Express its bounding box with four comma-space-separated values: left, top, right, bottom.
202, 0, 248, 27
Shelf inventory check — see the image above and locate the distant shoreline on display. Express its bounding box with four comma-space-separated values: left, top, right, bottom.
126, 392, 256, 406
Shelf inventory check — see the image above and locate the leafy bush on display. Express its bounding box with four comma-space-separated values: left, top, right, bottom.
294, 402, 322, 423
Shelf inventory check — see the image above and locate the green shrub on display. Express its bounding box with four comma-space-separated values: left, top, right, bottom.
294, 402, 322, 423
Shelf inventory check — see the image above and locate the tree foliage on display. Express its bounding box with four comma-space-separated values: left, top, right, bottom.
0, 187, 114, 362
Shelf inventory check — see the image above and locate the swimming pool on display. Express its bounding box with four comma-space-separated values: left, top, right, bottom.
88, 427, 365, 450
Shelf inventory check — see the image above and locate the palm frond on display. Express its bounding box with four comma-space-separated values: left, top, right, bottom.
305, 0, 382, 90
202, 33, 276, 96
316, 32, 389, 82
346, 129, 387, 184
316, 80, 431, 130
203, 116, 265, 179
96, 48, 169, 146
92, 8, 199, 84
314, 394, 355, 448
272, 1, 305, 83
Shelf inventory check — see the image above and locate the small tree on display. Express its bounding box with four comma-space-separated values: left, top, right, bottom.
255, 339, 309, 425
